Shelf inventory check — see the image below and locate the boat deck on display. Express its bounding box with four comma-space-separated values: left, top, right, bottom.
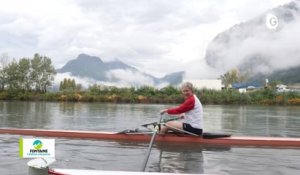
1, 128, 300, 148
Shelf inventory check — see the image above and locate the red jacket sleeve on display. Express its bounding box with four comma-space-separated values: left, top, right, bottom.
167, 95, 195, 114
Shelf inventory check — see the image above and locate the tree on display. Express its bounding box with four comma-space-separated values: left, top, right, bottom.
59, 78, 78, 92
0, 53, 11, 90
160, 85, 179, 96
0, 69, 5, 91
0, 53, 55, 93
4, 60, 20, 91
220, 69, 248, 88
136, 86, 157, 96
18, 58, 31, 91
30, 53, 56, 92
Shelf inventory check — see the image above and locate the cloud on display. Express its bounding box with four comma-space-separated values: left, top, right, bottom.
0, 0, 294, 80
106, 69, 156, 87
55, 69, 166, 89
204, 1, 300, 75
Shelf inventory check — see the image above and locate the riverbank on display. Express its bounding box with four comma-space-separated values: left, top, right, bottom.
1, 87, 300, 105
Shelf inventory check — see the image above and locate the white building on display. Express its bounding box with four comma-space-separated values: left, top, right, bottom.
276, 84, 288, 92
184, 79, 222, 90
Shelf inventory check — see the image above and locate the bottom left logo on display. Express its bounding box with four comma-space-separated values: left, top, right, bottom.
20, 138, 55, 158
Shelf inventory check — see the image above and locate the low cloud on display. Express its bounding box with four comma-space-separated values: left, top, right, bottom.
205, 1, 300, 75
106, 69, 156, 87
54, 70, 170, 89
54, 72, 114, 89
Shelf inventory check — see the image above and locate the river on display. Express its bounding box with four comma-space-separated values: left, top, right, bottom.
1, 101, 300, 175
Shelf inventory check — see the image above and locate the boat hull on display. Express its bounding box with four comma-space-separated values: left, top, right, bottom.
49, 169, 208, 175
1, 128, 300, 147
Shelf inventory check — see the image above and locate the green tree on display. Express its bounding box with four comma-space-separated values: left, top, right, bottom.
160, 85, 180, 96
0, 53, 10, 90
76, 84, 82, 91
59, 78, 78, 92
88, 84, 101, 95
220, 69, 248, 88
0, 69, 5, 90
0, 67, 7, 91
30, 54, 56, 92
136, 86, 156, 96
4, 60, 20, 91
18, 58, 31, 91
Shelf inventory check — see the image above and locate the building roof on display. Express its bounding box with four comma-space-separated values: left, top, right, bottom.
232, 81, 262, 89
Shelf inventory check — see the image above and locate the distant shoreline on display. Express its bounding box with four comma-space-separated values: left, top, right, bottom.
1, 88, 299, 105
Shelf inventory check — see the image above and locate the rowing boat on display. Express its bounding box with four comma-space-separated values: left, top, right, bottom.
48, 169, 209, 175
1, 128, 300, 147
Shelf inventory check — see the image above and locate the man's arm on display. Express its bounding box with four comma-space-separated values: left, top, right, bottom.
167, 96, 195, 114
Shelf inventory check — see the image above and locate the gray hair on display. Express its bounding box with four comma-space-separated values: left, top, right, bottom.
181, 82, 194, 91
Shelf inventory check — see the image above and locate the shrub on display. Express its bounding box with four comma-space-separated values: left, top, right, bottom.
288, 98, 300, 105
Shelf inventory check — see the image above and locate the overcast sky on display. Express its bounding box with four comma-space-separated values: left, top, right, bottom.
0, 0, 293, 79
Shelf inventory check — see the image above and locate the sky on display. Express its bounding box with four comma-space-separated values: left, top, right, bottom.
0, 0, 294, 81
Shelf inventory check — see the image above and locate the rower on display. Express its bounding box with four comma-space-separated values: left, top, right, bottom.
160, 82, 203, 136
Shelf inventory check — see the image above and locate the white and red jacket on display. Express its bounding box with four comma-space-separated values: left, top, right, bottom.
167, 94, 203, 129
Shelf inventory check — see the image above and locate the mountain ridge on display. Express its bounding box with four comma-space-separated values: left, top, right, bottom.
57, 53, 184, 86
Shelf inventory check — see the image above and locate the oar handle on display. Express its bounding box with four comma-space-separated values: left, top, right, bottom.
158, 113, 164, 123
140, 131, 157, 171
142, 116, 181, 127
157, 113, 164, 132
141, 114, 164, 172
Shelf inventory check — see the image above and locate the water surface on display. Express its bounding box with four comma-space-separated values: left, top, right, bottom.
1, 102, 300, 175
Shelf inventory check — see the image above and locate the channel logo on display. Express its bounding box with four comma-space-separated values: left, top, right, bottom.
19, 138, 55, 158
266, 13, 279, 30
33, 140, 43, 150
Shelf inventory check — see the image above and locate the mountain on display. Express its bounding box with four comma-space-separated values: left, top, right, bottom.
57, 53, 184, 86
204, 1, 300, 83
158, 71, 185, 85
57, 54, 136, 81
252, 65, 300, 84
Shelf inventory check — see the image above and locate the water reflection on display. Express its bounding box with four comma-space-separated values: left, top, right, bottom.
1, 102, 300, 136
150, 143, 205, 173
59, 102, 82, 116
153, 143, 231, 173
0, 101, 53, 128
204, 105, 300, 137
112, 140, 231, 173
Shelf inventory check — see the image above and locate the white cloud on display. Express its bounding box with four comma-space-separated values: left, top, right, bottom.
54, 72, 101, 89
0, 0, 294, 80
204, 1, 300, 75
55, 69, 166, 88
106, 69, 156, 87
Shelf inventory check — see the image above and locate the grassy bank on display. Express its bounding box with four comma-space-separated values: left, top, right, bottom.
1, 87, 300, 105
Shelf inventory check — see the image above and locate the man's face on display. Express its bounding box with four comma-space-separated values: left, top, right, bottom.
181, 87, 192, 99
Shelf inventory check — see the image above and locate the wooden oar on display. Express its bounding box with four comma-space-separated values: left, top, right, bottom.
140, 114, 164, 172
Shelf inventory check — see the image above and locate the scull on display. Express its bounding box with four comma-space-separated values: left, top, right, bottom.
1, 128, 300, 147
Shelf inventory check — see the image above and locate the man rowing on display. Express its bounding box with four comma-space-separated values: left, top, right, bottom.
159, 82, 203, 136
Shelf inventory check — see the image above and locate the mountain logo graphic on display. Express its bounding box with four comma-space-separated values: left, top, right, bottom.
33, 140, 43, 150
